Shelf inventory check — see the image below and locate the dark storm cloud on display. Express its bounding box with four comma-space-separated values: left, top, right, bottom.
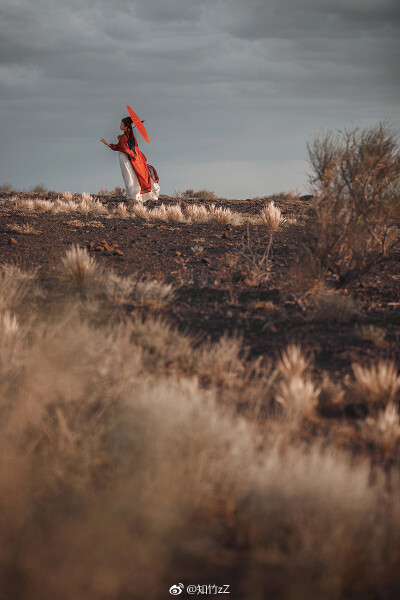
0, 0, 399, 196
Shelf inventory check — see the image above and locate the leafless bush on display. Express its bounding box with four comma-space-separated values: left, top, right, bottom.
233, 228, 272, 286
29, 183, 48, 194
178, 188, 218, 201
304, 121, 400, 286
0, 182, 14, 193
309, 286, 358, 322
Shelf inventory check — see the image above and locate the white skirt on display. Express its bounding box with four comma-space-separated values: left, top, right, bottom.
118, 151, 160, 203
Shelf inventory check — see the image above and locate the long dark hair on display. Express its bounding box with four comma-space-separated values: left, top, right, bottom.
121, 116, 136, 152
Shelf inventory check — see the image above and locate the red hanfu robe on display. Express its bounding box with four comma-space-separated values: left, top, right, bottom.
109, 131, 152, 194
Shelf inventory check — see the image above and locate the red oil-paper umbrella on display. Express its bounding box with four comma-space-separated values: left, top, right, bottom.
126, 104, 150, 144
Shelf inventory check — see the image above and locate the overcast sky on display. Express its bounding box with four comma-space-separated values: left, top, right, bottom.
0, 0, 399, 198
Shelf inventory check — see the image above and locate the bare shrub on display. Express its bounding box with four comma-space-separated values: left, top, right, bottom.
352, 360, 400, 410
309, 286, 358, 322
179, 189, 218, 201
303, 121, 400, 286
233, 229, 272, 286
30, 183, 48, 194
0, 182, 14, 193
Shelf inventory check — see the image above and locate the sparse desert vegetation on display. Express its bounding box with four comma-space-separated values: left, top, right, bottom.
0, 122, 399, 598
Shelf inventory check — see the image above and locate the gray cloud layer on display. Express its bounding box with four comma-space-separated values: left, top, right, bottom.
0, 0, 399, 197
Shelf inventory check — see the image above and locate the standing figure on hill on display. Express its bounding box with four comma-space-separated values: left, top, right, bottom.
101, 116, 160, 202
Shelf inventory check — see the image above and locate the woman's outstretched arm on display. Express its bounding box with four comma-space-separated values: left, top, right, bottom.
107, 135, 137, 158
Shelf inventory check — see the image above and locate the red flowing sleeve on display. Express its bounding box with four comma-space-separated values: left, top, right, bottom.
109, 134, 136, 159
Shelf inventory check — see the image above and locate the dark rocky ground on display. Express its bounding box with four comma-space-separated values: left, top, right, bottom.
0, 191, 399, 386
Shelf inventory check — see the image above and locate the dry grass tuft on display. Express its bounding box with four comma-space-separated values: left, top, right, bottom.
355, 324, 387, 344
130, 202, 148, 219
352, 360, 400, 410
148, 204, 167, 220
0, 264, 40, 312
62, 191, 74, 202
58, 245, 99, 290
277, 344, 310, 379
196, 335, 245, 386
116, 202, 128, 218
276, 374, 320, 422
260, 200, 282, 231
80, 196, 108, 217
376, 402, 400, 457
184, 204, 210, 223
275, 344, 318, 423
209, 204, 242, 225
165, 204, 185, 222
6, 222, 42, 235
131, 279, 175, 307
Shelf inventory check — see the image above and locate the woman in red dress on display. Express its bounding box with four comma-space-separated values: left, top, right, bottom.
101, 116, 160, 202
